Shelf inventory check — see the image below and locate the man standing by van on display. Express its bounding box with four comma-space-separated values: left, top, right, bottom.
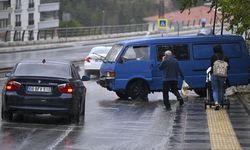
159, 50, 184, 110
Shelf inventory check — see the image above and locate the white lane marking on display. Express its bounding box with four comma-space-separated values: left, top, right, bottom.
17, 128, 37, 150
47, 127, 74, 150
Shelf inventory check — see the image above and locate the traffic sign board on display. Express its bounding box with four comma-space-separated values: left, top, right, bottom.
158, 18, 168, 29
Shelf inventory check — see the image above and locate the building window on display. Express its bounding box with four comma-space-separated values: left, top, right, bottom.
28, 0, 34, 8
28, 13, 34, 25
15, 0, 21, 9
40, 11, 58, 21
0, 19, 8, 29
0, 1, 10, 10
15, 14, 21, 26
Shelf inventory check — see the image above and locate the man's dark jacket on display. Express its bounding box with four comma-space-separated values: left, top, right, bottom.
159, 56, 184, 81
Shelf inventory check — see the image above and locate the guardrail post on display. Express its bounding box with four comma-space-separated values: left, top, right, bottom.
4, 31, 9, 42
13, 31, 17, 41
52, 29, 54, 39
44, 30, 47, 40
22, 30, 25, 41
37, 30, 40, 40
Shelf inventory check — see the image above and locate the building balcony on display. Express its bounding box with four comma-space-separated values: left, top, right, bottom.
0, 7, 12, 19
38, 19, 59, 29
0, 10, 9, 19
14, 5, 22, 13
40, 0, 59, 4
39, 2, 59, 12
0, 25, 12, 31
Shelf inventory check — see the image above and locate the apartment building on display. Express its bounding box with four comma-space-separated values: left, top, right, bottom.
0, 0, 59, 41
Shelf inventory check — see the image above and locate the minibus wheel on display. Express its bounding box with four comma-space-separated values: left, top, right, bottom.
127, 80, 148, 100
116, 91, 129, 99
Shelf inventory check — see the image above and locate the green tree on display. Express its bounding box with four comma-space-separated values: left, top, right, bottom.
60, 0, 158, 26
60, 19, 81, 28
180, 0, 250, 36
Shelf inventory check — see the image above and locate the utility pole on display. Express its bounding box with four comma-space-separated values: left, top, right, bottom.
221, 11, 224, 35
159, 0, 165, 36
102, 10, 105, 34
212, 2, 217, 35
158, 0, 165, 18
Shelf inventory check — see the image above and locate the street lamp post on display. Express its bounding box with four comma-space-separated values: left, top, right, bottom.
102, 10, 105, 34
158, 0, 165, 18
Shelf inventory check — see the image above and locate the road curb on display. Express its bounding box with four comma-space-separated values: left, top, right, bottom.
238, 92, 250, 115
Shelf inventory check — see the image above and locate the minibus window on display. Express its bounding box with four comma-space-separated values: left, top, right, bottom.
122, 46, 149, 61
222, 43, 241, 58
106, 44, 124, 62
193, 43, 241, 60
156, 44, 189, 61
193, 44, 213, 59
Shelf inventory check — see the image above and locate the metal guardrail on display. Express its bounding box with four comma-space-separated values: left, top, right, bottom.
0, 22, 228, 43
0, 24, 149, 42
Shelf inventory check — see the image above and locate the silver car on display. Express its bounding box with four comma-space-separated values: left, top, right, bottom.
84, 46, 112, 77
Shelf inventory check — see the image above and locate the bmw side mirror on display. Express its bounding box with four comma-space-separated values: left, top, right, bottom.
81, 75, 90, 81
5, 72, 11, 77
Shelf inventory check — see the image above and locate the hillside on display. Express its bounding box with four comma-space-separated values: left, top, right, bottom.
59, 0, 204, 27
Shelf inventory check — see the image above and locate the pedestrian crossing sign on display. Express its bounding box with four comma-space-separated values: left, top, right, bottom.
158, 18, 168, 29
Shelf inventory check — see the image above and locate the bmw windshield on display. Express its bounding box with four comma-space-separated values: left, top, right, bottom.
105, 44, 124, 62
14, 63, 71, 78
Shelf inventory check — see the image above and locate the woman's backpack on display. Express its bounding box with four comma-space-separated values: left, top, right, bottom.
213, 58, 228, 77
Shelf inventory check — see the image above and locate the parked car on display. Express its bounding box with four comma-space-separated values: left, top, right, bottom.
84, 46, 112, 77
1, 59, 90, 123
97, 35, 250, 99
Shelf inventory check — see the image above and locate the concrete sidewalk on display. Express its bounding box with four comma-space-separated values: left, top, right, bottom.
226, 84, 250, 113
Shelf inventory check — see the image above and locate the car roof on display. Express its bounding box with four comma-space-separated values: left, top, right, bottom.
118, 35, 244, 46
18, 59, 72, 65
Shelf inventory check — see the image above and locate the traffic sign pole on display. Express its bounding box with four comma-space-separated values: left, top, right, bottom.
158, 18, 168, 37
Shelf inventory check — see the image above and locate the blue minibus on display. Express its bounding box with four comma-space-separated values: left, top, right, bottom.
97, 35, 250, 100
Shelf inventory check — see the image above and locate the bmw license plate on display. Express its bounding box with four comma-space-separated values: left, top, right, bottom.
27, 86, 52, 93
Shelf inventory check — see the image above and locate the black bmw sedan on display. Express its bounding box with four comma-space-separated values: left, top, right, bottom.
1, 59, 89, 123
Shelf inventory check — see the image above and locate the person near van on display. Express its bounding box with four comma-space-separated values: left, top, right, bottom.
210, 44, 229, 110
159, 50, 184, 110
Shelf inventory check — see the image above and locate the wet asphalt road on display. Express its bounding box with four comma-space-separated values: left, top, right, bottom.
0, 40, 249, 149
0, 65, 179, 150
0, 40, 179, 150
1, 67, 250, 150
0, 44, 93, 68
